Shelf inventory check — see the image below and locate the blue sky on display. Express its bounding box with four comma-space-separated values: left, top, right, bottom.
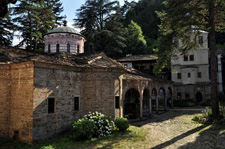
61, 0, 139, 26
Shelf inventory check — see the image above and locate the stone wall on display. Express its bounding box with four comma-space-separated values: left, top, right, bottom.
0, 62, 34, 144
0, 65, 11, 137
9, 62, 34, 144
33, 63, 83, 141
82, 72, 121, 118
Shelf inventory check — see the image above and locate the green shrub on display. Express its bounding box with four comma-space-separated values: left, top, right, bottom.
71, 119, 96, 140
84, 111, 114, 137
173, 99, 196, 107
115, 117, 129, 131
200, 99, 211, 106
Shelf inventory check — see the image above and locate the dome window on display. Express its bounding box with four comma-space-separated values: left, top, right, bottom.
67, 43, 70, 53
77, 44, 80, 53
48, 44, 51, 53
56, 44, 60, 53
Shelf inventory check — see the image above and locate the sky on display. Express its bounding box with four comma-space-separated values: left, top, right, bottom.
12, 0, 139, 45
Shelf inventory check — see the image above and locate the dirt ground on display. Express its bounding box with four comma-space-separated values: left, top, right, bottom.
131, 110, 225, 149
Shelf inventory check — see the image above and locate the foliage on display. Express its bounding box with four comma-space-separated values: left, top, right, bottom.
173, 99, 196, 107
0, 16, 14, 46
84, 112, 114, 137
192, 105, 225, 124
12, 0, 58, 50
115, 117, 130, 131
124, 20, 147, 55
74, 0, 126, 57
200, 99, 211, 106
71, 119, 96, 140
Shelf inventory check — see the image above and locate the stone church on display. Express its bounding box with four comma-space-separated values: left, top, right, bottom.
0, 26, 172, 144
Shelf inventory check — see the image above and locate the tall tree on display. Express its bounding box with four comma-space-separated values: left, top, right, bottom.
45, 0, 64, 25
13, 0, 56, 50
155, 0, 225, 120
0, 13, 14, 46
74, 0, 126, 57
124, 20, 147, 55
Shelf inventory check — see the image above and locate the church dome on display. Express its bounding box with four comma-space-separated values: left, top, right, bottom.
47, 26, 81, 35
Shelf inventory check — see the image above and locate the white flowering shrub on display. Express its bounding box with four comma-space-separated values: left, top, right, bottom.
84, 111, 115, 137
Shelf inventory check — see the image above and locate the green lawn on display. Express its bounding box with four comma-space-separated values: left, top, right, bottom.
0, 126, 147, 149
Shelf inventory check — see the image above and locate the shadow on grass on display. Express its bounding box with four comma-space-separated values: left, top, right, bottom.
0, 126, 147, 149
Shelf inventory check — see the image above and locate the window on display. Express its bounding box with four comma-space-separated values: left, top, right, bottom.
177, 92, 182, 99
74, 97, 79, 111
198, 72, 202, 78
48, 98, 55, 113
67, 43, 70, 53
185, 92, 190, 99
56, 44, 60, 53
190, 55, 194, 61
77, 45, 80, 53
199, 36, 203, 45
123, 64, 128, 67
115, 96, 120, 109
188, 73, 191, 78
184, 55, 188, 61
48, 44, 51, 53
177, 73, 181, 79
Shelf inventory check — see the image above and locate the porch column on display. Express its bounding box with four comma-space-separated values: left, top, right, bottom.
164, 96, 167, 111
156, 96, 159, 114
149, 97, 152, 116
140, 97, 143, 119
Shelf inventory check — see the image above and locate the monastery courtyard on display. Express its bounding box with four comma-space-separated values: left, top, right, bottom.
1, 109, 225, 149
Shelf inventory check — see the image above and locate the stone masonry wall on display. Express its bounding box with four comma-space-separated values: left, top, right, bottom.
9, 62, 34, 144
82, 72, 121, 118
33, 63, 83, 141
0, 65, 11, 137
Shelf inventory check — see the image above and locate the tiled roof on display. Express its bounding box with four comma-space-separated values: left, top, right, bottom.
47, 26, 81, 35
117, 54, 158, 62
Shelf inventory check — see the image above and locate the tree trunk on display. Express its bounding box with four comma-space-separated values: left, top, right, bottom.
209, 0, 220, 119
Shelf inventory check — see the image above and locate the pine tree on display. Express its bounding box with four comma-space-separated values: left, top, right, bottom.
74, 0, 126, 57
124, 20, 147, 55
0, 14, 14, 46
13, 0, 56, 51
155, 0, 225, 120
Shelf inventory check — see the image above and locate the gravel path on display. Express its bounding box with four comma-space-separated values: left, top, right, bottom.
131, 110, 225, 149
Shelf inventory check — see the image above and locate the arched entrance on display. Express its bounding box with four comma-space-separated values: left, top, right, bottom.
151, 88, 157, 112
143, 89, 150, 116
124, 88, 140, 119
167, 87, 173, 108
159, 88, 166, 110
196, 92, 203, 102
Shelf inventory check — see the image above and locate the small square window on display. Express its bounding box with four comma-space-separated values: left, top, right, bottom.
188, 73, 191, 78
124, 64, 128, 67
190, 55, 194, 61
74, 97, 79, 111
48, 98, 55, 113
115, 96, 120, 109
198, 72, 202, 78
184, 55, 188, 61
177, 73, 181, 79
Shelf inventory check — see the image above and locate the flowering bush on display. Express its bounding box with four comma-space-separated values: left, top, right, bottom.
192, 105, 225, 124
84, 111, 115, 137
115, 117, 129, 131
71, 119, 96, 140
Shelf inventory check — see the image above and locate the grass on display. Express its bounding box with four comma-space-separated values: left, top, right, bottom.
0, 126, 147, 149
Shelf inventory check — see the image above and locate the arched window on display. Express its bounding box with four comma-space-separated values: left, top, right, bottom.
67, 43, 70, 53
56, 44, 60, 53
48, 44, 51, 53
77, 44, 80, 53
